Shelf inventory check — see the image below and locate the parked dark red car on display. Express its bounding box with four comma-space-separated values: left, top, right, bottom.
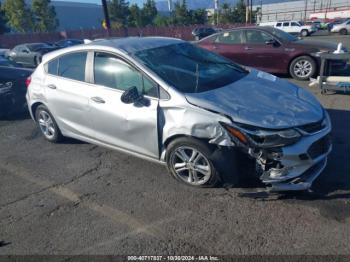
197, 26, 341, 80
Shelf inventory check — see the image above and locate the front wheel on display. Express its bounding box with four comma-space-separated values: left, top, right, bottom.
166, 137, 221, 187
289, 56, 316, 81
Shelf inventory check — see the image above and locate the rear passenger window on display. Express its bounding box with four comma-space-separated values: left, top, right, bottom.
58, 52, 87, 82
47, 58, 58, 75
283, 22, 290, 26
215, 31, 243, 44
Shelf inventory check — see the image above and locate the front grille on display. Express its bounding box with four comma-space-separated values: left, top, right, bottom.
299, 120, 325, 133
307, 135, 331, 159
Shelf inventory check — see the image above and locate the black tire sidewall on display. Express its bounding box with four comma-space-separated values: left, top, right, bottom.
340, 29, 347, 35
35, 105, 62, 143
301, 30, 308, 37
289, 56, 316, 81
165, 137, 222, 188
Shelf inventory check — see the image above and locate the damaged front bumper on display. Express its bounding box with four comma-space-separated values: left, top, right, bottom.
221, 112, 332, 192
254, 117, 332, 192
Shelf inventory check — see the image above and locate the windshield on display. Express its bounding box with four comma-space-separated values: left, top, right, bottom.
134, 43, 248, 93
268, 28, 298, 42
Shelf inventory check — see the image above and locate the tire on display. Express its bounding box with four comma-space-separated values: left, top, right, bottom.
300, 29, 309, 37
165, 137, 239, 188
339, 28, 348, 35
35, 105, 63, 143
289, 56, 316, 81
34, 56, 41, 67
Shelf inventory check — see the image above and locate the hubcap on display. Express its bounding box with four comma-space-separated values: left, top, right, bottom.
38, 111, 55, 139
170, 146, 212, 186
294, 60, 312, 78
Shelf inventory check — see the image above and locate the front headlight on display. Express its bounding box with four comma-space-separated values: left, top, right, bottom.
249, 128, 301, 147
221, 122, 301, 148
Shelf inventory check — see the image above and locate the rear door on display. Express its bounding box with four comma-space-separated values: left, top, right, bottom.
204, 30, 246, 65
88, 51, 160, 158
44, 51, 95, 138
241, 29, 287, 73
282, 22, 291, 33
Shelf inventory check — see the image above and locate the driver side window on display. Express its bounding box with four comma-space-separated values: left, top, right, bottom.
245, 30, 274, 44
93, 52, 158, 98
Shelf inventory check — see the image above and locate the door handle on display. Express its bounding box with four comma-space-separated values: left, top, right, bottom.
47, 84, 57, 89
244, 46, 253, 50
91, 97, 105, 104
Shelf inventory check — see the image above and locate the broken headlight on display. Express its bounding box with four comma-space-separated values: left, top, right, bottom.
248, 128, 301, 147
222, 122, 302, 148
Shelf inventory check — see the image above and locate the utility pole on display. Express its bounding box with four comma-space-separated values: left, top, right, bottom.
304, 0, 308, 21
101, 0, 111, 36
246, 0, 249, 24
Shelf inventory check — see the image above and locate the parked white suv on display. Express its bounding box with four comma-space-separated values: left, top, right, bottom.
259, 21, 316, 37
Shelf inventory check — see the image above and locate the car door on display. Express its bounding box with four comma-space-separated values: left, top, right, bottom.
241, 29, 287, 73
290, 21, 301, 34
19, 46, 33, 66
203, 30, 246, 65
44, 51, 96, 138
88, 51, 159, 158
282, 22, 291, 33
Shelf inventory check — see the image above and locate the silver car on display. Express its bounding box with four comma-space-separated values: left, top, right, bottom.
331, 19, 350, 35
26, 37, 332, 191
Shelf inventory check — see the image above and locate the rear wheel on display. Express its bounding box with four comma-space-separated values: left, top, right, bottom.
289, 56, 316, 81
340, 28, 348, 35
35, 105, 63, 143
300, 29, 309, 37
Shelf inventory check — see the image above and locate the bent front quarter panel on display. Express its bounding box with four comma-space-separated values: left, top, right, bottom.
158, 90, 234, 161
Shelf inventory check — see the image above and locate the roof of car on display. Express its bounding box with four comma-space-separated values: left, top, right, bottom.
89, 37, 184, 54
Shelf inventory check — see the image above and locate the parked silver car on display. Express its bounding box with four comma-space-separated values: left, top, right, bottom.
331, 19, 350, 35
26, 37, 332, 191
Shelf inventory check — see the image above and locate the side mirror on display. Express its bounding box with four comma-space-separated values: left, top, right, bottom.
265, 39, 276, 45
121, 86, 141, 104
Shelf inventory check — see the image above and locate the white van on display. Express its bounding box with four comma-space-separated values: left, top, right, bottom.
259, 21, 317, 37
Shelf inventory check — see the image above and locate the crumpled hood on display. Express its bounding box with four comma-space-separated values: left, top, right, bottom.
185, 70, 324, 129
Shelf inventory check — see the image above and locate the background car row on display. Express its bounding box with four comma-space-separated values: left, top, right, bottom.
3, 39, 84, 68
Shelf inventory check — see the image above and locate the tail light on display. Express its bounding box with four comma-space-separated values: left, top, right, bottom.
25, 76, 31, 88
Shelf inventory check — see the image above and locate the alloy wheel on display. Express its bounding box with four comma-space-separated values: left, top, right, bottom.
170, 146, 212, 186
38, 110, 56, 140
293, 60, 312, 78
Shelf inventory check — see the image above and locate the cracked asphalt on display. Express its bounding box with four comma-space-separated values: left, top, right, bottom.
1, 34, 350, 256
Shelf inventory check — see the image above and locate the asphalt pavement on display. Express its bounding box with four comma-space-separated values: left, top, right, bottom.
1, 33, 350, 256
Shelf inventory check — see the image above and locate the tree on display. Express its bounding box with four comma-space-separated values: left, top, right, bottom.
0, 3, 9, 34
32, 0, 58, 32
2, 0, 34, 33
153, 15, 169, 27
142, 0, 157, 26
108, 0, 130, 29
172, 0, 191, 25
189, 9, 207, 25
128, 4, 144, 27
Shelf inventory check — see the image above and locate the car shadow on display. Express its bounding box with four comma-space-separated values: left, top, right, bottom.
0, 111, 30, 121
237, 108, 350, 201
